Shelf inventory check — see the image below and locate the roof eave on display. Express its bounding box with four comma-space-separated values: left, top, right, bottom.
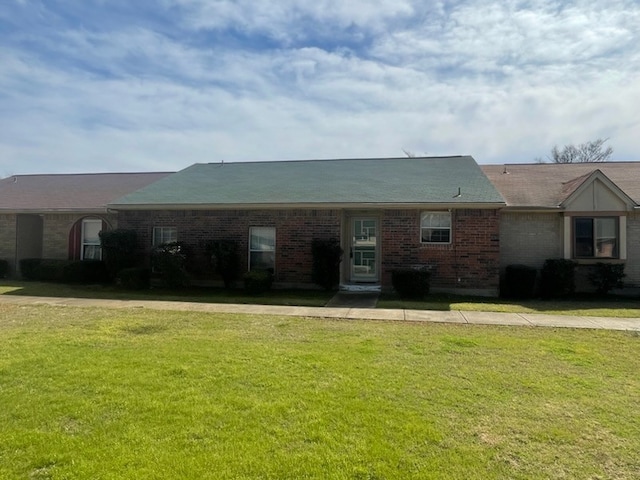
0, 208, 109, 214
500, 206, 563, 212
109, 201, 506, 211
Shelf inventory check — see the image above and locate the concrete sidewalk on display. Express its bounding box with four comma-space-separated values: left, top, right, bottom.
1, 294, 640, 331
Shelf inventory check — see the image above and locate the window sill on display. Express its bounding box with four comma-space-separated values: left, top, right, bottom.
572, 258, 625, 265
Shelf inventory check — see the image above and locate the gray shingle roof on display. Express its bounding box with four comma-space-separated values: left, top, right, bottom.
481, 162, 640, 208
111, 156, 504, 208
0, 172, 172, 212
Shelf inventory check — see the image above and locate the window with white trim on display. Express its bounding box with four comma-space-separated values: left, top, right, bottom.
152, 226, 178, 246
420, 212, 451, 244
573, 217, 618, 258
249, 227, 275, 271
81, 218, 103, 260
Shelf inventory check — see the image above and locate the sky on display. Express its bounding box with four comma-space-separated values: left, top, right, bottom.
1, 0, 639, 175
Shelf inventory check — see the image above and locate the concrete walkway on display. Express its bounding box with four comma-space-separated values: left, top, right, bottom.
1, 294, 640, 331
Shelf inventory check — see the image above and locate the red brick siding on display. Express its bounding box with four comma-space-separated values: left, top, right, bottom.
381, 209, 500, 290
119, 209, 341, 284
120, 208, 500, 291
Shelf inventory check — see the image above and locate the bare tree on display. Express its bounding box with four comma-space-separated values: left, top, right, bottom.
401, 148, 416, 158
547, 138, 613, 163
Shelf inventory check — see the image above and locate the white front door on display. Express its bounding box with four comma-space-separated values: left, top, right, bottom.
351, 217, 378, 282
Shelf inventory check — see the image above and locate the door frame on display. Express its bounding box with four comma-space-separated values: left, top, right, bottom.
347, 215, 380, 284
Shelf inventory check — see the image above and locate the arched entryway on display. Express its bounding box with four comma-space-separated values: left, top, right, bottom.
68, 217, 111, 261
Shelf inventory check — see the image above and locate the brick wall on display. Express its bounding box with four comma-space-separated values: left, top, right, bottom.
626, 212, 640, 286
381, 209, 501, 292
118, 209, 341, 285
119, 208, 500, 291
0, 214, 17, 274
499, 212, 563, 271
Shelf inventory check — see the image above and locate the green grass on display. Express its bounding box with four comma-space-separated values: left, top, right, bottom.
1, 304, 639, 479
378, 292, 640, 318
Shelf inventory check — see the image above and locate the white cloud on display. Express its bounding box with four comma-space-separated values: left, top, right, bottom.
167, 0, 416, 40
0, 0, 639, 175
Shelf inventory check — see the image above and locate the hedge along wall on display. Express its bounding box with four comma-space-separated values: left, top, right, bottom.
118, 209, 342, 286
381, 209, 501, 293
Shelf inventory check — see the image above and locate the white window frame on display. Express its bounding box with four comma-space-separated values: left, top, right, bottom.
249, 227, 276, 272
81, 218, 103, 260
152, 226, 178, 246
420, 212, 452, 244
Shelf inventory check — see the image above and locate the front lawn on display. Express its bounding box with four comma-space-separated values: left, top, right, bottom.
1, 304, 638, 479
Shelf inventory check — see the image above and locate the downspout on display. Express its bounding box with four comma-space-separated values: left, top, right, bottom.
14, 215, 19, 278
452, 209, 459, 287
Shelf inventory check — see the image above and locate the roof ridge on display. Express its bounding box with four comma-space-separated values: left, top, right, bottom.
200, 156, 469, 166
496, 161, 640, 167
5, 171, 173, 179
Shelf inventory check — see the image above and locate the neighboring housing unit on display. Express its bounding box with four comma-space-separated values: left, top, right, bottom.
110, 156, 506, 295
482, 162, 640, 288
0, 172, 171, 276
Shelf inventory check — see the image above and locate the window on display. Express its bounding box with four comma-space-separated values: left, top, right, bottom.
81, 219, 102, 260
421, 212, 451, 244
152, 227, 177, 246
573, 217, 618, 258
249, 227, 275, 271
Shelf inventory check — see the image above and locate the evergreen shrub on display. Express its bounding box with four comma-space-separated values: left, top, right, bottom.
587, 263, 625, 295
540, 259, 576, 298
502, 264, 537, 299
244, 269, 273, 295
391, 268, 431, 299
311, 238, 343, 291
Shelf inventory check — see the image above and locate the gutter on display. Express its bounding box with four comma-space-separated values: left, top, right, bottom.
0, 208, 109, 215
498, 206, 563, 212
107, 202, 507, 211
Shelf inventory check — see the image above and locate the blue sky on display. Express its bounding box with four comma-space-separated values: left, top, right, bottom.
1, 0, 638, 175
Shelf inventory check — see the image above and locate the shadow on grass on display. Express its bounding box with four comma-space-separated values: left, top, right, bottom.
378, 291, 640, 317
0, 280, 334, 307
3, 281, 640, 317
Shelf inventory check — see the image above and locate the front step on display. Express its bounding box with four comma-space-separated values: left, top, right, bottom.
339, 284, 381, 293
326, 292, 379, 308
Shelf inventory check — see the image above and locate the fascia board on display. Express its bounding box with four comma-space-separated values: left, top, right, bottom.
499, 206, 563, 212
108, 202, 506, 211
0, 208, 108, 214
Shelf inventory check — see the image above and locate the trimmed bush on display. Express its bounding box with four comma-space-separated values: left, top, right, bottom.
36, 259, 71, 282
117, 267, 151, 290
244, 269, 274, 295
502, 264, 537, 299
63, 260, 109, 284
0, 259, 9, 278
587, 263, 625, 295
151, 242, 190, 288
540, 259, 576, 299
391, 268, 431, 299
19, 258, 42, 280
100, 229, 138, 280
312, 238, 343, 291
206, 240, 241, 289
